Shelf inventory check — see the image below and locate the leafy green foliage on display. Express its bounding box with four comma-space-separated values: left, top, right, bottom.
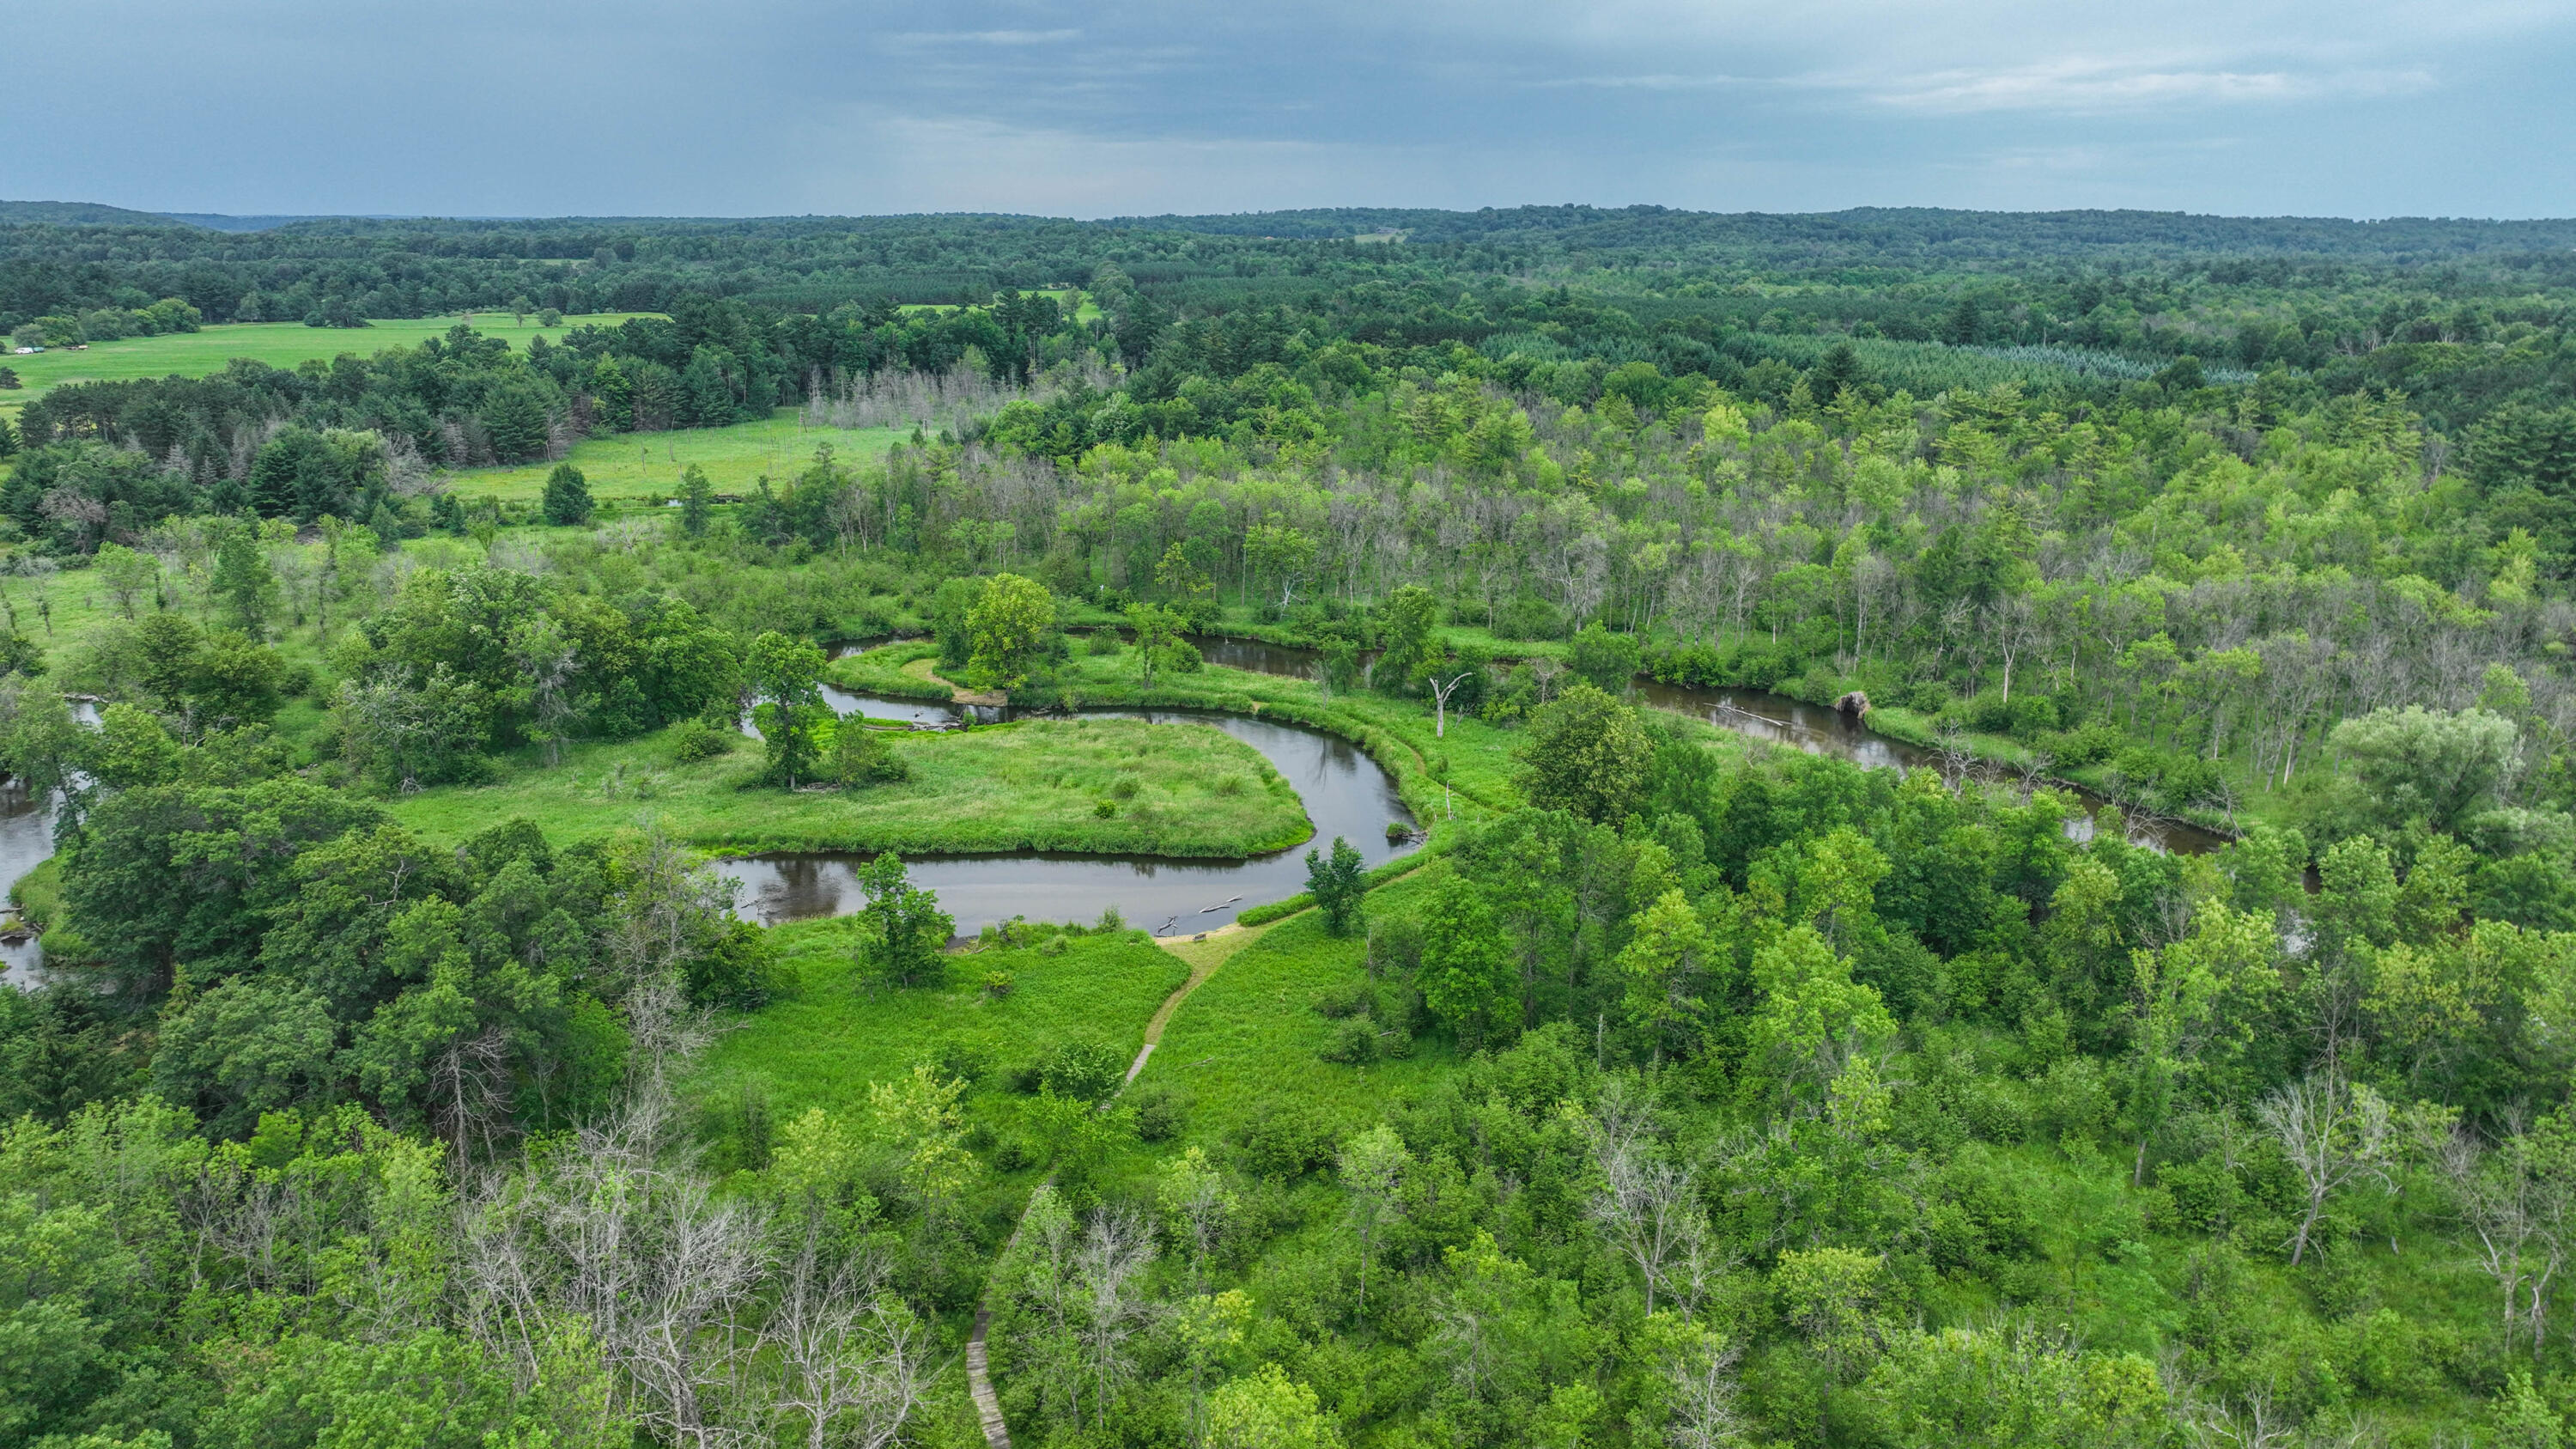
855, 851, 953, 989
1303, 835, 1365, 936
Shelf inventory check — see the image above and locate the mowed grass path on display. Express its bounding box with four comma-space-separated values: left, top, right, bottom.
442, 408, 906, 504
691, 924, 1188, 1123
1145, 865, 1459, 1142
386, 716, 1313, 859
0, 314, 659, 411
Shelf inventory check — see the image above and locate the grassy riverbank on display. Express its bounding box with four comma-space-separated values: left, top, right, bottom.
829, 638, 1753, 835
690, 920, 1187, 1129
1146, 862, 1461, 1142
387, 715, 1312, 858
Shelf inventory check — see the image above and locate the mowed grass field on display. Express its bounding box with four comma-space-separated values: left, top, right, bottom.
386, 715, 1314, 859
442, 408, 908, 504
0, 313, 661, 411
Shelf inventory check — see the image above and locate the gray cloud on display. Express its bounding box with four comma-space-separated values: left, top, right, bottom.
6, 0, 2573, 217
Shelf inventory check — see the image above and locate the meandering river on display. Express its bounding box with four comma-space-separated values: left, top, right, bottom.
1188, 634, 2226, 855
721, 703, 1419, 935
1, 636, 2220, 984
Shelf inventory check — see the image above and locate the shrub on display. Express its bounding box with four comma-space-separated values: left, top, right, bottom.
982, 970, 1016, 1000
1493, 593, 1564, 640
992, 1137, 1036, 1172
1320, 1016, 1381, 1064
1312, 982, 1373, 1019
1110, 776, 1139, 801
1132, 1087, 1186, 1142
1569, 623, 1643, 694
831, 723, 908, 785
1967, 691, 2059, 739
1239, 1106, 1336, 1178
1039, 1039, 1127, 1101
1087, 630, 1122, 656
1366, 914, 1425, 979
683, 919, 781, 1010
671, 718, 735, 762
2158, 1159, 2244, 1232
934, 1041, 989, 1085
1905, 679, 1953, 713
2040, 721, 2120, 767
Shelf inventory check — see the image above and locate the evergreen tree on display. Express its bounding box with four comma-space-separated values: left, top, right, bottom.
540, 463, 593, 527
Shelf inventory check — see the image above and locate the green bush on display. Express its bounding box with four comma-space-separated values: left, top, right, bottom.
1319, 1016, 1381, 1064
1312, 981, 1372, 1019
671, 718, 735, 762
830, 723, 909, 785
1967, 691, 2059, 739
1132, 1087, 1186, 1142
1037, 1038, 1126, 1101
1493, 593, 1564, 641
1239, 1105, 1336, 1178
2040, 721, 2121, 767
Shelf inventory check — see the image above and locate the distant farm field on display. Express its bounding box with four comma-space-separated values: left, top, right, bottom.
441, 408, 908, 502
0, 313, 661, 409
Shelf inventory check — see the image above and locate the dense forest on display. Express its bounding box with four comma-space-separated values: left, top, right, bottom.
5, 203, 2576, 1448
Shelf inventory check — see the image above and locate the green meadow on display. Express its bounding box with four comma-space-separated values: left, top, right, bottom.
0, 313, 659, 411
690, 924, 1187, 1128
1145, 866, 1460, 1142
442, 407, 908, 504
385, 715, 1314, 859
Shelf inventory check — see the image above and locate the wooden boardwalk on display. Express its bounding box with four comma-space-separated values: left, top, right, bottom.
964, 919, 1276, 1449
966, 1306, 1012, 1449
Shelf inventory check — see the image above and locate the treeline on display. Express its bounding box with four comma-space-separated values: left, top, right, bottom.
12, 206, 2576, 433
1, 291, 1095, 506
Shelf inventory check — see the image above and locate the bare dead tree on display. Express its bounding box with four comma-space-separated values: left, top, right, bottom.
1583, 1078, 1714, 1318
763, 1213, 933, 1449
2257, 1074, 2396, 1265
1933, 720, 1975, 793
1072, 1206, 1159, 1431
1665, 1333, 1747, 1449
2439, 1121, 2576, 1355
1427, 671, 1473, 738
459, 1064, 775, 1447
428, 1021, 517, 1160
601, 820, 736, 1016
2015, 750, 2055, 803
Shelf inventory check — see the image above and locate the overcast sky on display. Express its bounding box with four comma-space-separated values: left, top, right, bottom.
9, 0, 2575, 219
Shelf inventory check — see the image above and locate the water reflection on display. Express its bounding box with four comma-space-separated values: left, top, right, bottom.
722, 700, 1417, 935
1184, 636, 2224, 855
0, 786, 52, 986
